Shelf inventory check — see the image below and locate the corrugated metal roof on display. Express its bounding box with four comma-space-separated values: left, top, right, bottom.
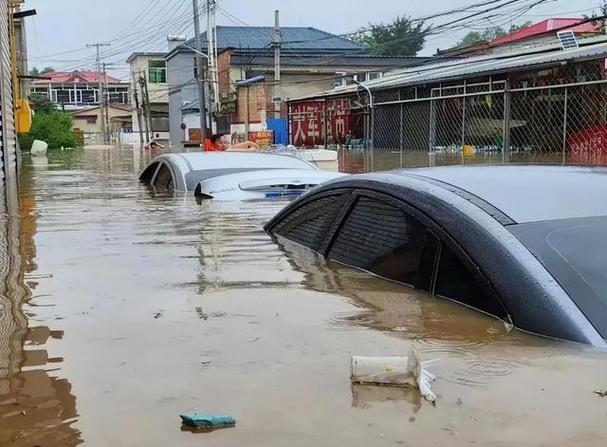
289, 36, 607, 101
184, 26, 364, 52
230, 54, 434, 68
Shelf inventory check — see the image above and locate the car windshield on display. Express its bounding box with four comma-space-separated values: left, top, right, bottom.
509, 216, 607, 338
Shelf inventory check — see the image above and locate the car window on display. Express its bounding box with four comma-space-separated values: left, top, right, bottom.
435, 243, 505, 317
271, 194, 347, 251
153, 163, 174, 190
328, 196, 438, 289
140, 162, 159, 183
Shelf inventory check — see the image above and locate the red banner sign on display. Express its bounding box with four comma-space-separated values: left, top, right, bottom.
289, 99, 353, 147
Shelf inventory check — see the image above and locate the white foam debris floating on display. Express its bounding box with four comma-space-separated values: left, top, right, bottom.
351, 349, 437, 403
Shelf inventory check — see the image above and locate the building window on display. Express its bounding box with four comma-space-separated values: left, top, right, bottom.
81, 89, 96, 104
334, 71, 347, 87
53, 89, 71, 104
86, 118, 97, 124
193, 58, 208, 79
368, 72, 381, 81
149, 60, 167, 84
107, 87, 129, 104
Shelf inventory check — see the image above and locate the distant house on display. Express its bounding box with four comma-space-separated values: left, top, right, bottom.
30, 70, 130, 109
437, 18, 602, 57
126, 52, 169, 142
71, 104, 132, 143
166, 26, 434, 146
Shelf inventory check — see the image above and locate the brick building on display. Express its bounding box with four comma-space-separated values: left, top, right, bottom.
166, 25, 433, 146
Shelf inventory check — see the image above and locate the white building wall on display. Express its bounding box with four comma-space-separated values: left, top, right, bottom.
129, 55, 169, 134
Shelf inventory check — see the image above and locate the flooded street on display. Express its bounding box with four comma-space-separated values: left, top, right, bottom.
1, 147, 607, 446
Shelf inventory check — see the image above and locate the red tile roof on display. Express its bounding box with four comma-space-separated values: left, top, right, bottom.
490, 18, 601, 47
34, 70, 123, 84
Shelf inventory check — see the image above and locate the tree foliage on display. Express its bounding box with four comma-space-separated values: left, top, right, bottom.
352, 15, 430, 56
583, 0, 607, 33
18, 96, 78, 150
29, 95, 57, 114
29, 66, 54, 77
458, 22, 532, 47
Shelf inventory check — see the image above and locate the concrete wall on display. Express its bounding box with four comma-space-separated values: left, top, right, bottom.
129, 55, 169, 103
167, 50, 201, 146
72, 107, 132, 134
129, 55, 169, 134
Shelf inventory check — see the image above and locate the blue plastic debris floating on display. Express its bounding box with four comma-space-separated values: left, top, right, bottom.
180, 413, 236, 429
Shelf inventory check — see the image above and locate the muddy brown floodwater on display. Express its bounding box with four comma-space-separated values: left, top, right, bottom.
1, 147, 607, 446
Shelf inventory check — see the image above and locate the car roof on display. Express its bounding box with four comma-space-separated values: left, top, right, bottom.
372, 165, 607, 224
159, 152, 317, 173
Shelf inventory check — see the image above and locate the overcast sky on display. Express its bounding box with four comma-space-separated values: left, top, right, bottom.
25, 0, 604, 79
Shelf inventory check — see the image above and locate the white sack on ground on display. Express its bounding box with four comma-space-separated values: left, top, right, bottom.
31, 140, 48, 156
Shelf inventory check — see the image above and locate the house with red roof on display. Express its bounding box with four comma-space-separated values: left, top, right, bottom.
30, 70, 130, 109
489, 18, 602, 52
438, 18, 603, 57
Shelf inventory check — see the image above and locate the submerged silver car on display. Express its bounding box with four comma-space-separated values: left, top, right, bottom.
139, 152, 341, 199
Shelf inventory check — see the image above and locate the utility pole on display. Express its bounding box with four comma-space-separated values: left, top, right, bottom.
193, 0, 208, 143
87, 42, 110, 145
138, 72, 151, 142
142, 72, 154, 138
102, 62, 111, 144
273, 10, 282, 119
132, 77, 145, 146
207, 0, 219, 116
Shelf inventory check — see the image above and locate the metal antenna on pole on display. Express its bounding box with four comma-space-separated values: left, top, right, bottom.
193, 0, 208, 144
87, 42, 110, 145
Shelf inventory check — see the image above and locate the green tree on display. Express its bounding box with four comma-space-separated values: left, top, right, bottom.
29, 95, 57, 114
29, 66, 54, 77
584, 0, 607, 33
18, 99, 78, 151
458, 22, 532, 47
352, 15, 430, 56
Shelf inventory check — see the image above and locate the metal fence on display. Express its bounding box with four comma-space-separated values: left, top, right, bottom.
371, 73, 607, 170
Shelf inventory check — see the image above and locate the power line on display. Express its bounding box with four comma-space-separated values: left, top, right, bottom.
33, 0, 192, 73
53, 3, 195, 74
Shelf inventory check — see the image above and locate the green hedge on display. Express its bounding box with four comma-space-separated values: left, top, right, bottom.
18, 108, 79, 151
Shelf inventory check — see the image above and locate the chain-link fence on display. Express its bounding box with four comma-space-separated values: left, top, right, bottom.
286, 58, 607, 171
368, 60, 607, 170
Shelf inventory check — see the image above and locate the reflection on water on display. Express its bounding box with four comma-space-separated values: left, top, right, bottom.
0, 146, 606, 446
337, 148, 600, 173
351, 383, 423, 412
277, 238, 536, 388
0, 161, 80, 445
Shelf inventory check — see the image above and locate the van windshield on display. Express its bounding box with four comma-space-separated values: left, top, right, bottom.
509, 216, 607, 338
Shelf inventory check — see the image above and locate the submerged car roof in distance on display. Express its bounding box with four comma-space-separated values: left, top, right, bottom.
359, 165, 607, 224
160, 152, 318, 173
